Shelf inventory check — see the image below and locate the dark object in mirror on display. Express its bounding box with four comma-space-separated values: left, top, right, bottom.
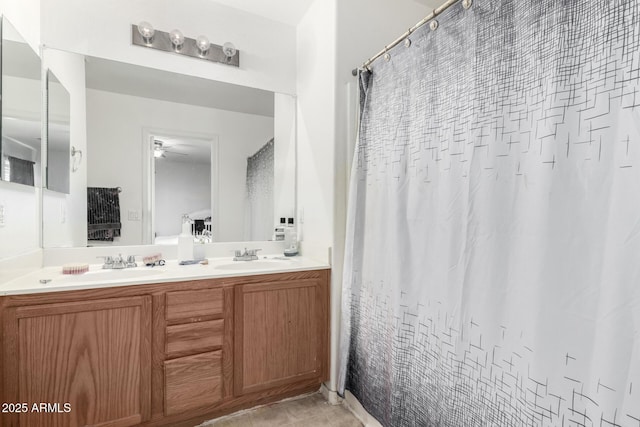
46, 70, 71, 193
0, 17, 42, 187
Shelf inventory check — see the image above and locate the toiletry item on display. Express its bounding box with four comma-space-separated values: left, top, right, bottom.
62, 263, 89, 275
181, 216, 191, 235
143, 253, 165, 267
194, 242, 205, 260
273, 217, 286, 241
177, 214, 194, 262
143, 253, 162, 265
283, 218, 299, 256
179, 260, 201, 265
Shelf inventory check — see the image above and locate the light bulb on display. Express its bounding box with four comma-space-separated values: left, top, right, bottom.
195, 35, 211, 55
222, 42, 236, 58
137, 21, 155, 43
169, 29, 185, 50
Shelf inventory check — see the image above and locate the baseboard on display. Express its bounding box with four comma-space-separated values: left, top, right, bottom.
320, 383, 342, 405
343, 391, 383, 427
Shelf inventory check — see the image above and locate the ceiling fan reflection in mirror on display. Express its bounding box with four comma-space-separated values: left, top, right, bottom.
153, 139, 190, 159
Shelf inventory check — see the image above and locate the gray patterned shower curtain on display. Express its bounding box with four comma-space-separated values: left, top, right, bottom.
339, 1, 640, 426
244, 139, 274, 241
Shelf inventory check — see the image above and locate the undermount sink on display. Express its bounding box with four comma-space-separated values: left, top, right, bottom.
215, 259, 295, 271
52, 268, 162, 284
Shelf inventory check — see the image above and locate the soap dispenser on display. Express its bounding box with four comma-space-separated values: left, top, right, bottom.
177, 214, 194, 262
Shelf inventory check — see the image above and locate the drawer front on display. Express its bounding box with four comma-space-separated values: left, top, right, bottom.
166, 319, 224, 358
166, 288, 223, 321
164, 351, 222, 416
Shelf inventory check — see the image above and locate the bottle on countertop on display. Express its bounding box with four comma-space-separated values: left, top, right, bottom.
284, 217, 298, 256
273, 217, 286, 241
177, 214, 195, 262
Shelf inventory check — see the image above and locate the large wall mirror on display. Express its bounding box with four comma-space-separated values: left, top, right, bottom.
0, 17, 42, 187
42, 51, 296, 247
46, 70, 71, 193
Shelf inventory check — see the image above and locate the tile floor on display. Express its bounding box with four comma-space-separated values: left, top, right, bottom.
199, 393, 363, 427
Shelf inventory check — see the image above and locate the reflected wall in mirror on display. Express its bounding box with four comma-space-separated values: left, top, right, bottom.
149, 133, 215, 245
46, 70, 71, 193
1, 17, 42, 187
42, 51, 297, 248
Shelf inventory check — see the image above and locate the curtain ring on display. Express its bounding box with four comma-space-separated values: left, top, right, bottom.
383, 46, 391, 62
463, 0, 473, 9
430, 20, 439, 31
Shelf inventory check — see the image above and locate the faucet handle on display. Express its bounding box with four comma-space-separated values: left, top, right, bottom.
126, 255, 138, 268
97, 256, 114, 269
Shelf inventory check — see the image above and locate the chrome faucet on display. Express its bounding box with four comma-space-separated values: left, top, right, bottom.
233, 248, 261, 261
98, 254, 138, 269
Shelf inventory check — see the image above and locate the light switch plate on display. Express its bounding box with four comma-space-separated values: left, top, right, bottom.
128, 210, 141, 221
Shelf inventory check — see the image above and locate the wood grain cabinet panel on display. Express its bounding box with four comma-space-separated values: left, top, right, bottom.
166, 319, 224, 358
11, 297, 152, 427
166, 288, 223, 321
164, 351, 223, 416
234, 277, 329, 396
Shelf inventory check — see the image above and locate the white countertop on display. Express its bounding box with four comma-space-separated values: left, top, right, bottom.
0, 255, 330, 296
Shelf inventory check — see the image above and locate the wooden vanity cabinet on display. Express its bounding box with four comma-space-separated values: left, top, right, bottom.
1, 296, 152, 427
0, 269, 329, 427
234, 275, 329, 395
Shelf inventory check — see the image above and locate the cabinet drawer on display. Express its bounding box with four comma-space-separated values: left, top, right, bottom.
166, 288, 223, 321
164, 351, 222, 416
166, 319, 224, 358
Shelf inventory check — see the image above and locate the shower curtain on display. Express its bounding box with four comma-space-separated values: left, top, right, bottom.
339, 1, 640, 426
244, 139, 274, 241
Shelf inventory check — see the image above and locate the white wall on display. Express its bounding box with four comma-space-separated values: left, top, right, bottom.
274, 93, 297, 221
155, 159, 211, 237
295, 0, 430, 392
0, 180, 39, 258
40, 0, 297, 95
86, 89, 273, 244
42, 49, 88, 248
296, 0, 337, 262
0, 0, 40, 52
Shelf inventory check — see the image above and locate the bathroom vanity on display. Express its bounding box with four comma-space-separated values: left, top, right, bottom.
0, 260, 330, 427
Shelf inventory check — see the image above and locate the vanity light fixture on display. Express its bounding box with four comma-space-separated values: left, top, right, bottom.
131, 22, 240, 67
222, 42, 236, 59
195, 35, 211, 56
169, 29, 185, 51
137, 21, 155, 44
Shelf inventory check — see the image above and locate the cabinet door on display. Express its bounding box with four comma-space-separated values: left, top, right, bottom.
164, 351, 223, 416
234, 278, 328, 395
4, 296, 152, 427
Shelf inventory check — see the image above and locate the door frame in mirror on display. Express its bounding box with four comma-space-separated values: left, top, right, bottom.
142, 127, 219, 245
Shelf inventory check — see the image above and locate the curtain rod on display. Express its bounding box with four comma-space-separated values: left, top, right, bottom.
351, 0, 463, 76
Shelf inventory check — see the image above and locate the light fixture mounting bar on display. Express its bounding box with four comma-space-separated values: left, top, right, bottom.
131, 25, 239, 67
